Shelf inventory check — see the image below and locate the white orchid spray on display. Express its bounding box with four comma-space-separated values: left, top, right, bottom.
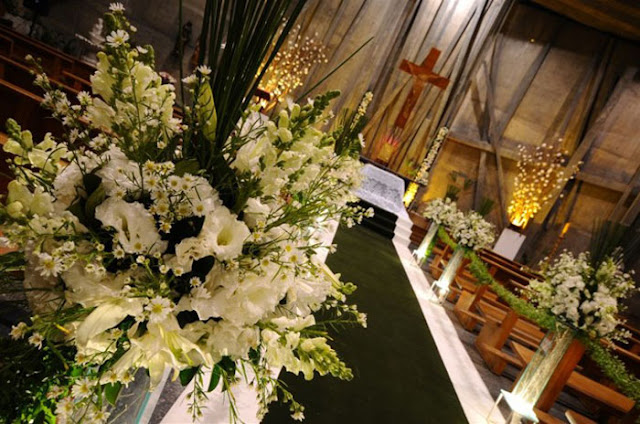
0, 5, 370, 423
529, 251, 636, 341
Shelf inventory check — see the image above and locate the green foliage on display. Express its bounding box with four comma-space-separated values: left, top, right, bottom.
0, 338, 74, 423
332, 92, 371, 158
179, 366, 200, 386
476, 197, 495, 217
207, 364, 222, 392
104, 382, 123, 406
197, 0, 307, 155
582, 339, 640, 409
589, 219, 628, 269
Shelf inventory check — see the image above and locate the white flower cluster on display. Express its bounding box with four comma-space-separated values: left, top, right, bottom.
449, 210, 495, 251
422, 197, 459, 229
414, 127, 448, 185
3, 5, 369, 423
529, 252, 636, 340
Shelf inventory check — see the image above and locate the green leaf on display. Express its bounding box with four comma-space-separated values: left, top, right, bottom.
84, 184, 105, 219
197, 83, 217, 142
207, 364, 222, 392
174, 159, 201, 177
104, 382, 122, 406
83, 174, 102, 195
218, 357, 236, 392
179, 366, 199, 386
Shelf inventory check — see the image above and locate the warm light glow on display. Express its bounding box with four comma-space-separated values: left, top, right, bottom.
258, 25, 328, 110
508, 142, 581, 229
403, 182, 418, 206
561, 222, 571, 236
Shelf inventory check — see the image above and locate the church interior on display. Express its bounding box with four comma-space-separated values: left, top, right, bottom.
0, 0, 639, 423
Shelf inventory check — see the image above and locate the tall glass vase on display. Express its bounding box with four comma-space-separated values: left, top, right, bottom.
108, 369, 152, 423
430, 246, 464, 303
489, 325, 577, 423
413, 223, 438, 265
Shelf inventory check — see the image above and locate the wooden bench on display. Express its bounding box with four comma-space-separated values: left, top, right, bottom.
0, 53, 78, 98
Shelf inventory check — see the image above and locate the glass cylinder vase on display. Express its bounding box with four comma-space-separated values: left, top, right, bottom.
489, 325, 576, 423
430, 246, 464, 303
108, 369, 152, 423
413, 223, 438, 265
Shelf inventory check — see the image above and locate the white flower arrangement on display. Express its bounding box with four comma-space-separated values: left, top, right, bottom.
414, 127, 448, 185
529, 251, 636, 340
449, 210, 495, 251
422, 197, 459, 229
1, 5, 370, 423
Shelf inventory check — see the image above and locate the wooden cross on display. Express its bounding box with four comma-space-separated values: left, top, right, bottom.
394, 48, 450, 129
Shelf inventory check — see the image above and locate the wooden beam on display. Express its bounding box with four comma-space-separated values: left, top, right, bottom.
609, 164, 640, 221
531, 0, 640, 41
622, 191, 640, 226
474, 151, 488, 210
534, 68, 634, 223
446, 133, 629, 193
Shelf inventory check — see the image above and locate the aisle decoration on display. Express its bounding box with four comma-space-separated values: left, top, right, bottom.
0, 5, 372, 423
430, 210, 494, 302
435, 228, 640, 421
412, 197, 458, 265
494, 249, 636, 422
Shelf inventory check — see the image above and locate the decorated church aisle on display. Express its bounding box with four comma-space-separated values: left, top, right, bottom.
264, 225, 467, 424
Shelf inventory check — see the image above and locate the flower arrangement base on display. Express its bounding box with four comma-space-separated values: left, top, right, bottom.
429, 247, 464, 304
487, 326, 577, 423
413, 223, 438, 266
109, 369, 151, 424
487, 389, 539, 423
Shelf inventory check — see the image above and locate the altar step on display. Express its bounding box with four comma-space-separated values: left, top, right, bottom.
359, 200, 396, 239
357, 200, 412, 247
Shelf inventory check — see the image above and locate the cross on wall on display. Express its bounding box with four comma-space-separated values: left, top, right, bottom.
393, 47, 450, 130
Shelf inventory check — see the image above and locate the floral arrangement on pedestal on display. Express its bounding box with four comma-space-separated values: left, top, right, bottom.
429, 209, 494, 302
449, 210, 495, 251
412, 197, 459, 264
529, 251, 636, 341
492, 245, 637, 421
0, 5, 371, 423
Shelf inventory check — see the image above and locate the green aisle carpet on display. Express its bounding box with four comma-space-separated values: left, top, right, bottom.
263, 226, 468, 424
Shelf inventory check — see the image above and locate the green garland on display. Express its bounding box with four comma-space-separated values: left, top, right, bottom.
436, 227, 640, 412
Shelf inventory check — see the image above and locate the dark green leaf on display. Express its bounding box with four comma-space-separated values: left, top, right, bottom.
84, 184, 105, 218
83, 174, 102, 195
207, 364, 222, 392
174, 159, 201, 177
179, 366, 199, 386
104, 382, 122, 406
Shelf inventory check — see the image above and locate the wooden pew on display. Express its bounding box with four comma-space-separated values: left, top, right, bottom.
0, 25, 95, 82
0, 53, 78, 98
